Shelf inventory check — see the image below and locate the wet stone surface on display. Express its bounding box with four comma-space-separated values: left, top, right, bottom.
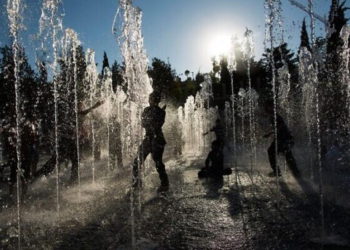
115, 165, 350, 250
1, 160, 350, 249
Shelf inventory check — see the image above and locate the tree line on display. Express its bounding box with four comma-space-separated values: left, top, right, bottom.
0, 0, 349, 150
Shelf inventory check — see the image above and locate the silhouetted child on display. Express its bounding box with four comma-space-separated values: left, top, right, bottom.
132, 92, 169, 193
263, 101, 300, 177
198, 140, 232, 179
34, 100, 104, 183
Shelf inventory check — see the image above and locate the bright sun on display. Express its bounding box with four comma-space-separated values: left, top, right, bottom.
207, 33, 232, 57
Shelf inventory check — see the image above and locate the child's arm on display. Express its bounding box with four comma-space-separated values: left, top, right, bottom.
263, 131, 274, 138
79, 100, 105, 116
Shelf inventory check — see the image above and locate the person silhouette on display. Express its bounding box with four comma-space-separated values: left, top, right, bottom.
132, 92, 169, 193
203, 119, 225, 149
263, 101, 300, 177
34, 100, 104, 183
198, 140, 232, 179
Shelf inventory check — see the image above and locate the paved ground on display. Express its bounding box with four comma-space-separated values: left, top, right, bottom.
0, 154, 350, 249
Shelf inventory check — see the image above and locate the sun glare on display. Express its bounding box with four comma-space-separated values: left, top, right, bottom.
207, 33, 232, 57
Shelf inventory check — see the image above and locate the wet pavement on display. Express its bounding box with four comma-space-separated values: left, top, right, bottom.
1, 155, 350, 249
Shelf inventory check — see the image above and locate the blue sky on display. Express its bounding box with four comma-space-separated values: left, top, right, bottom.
0, 0, 345, 75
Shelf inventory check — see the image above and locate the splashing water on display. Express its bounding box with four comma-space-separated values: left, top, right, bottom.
113, 0, 153, 160
85, 49, 98, 183
101, 67, 114, 171
339, 26, 350, 134
38, 0, 64, 221
298, 0, 325, 241
308, 0, 325, 241
243, 28, 257, 176
64, 28, 82, 197
299, 46, 316, 178
265, 0, 281, 204
2, 0, 350, 249
237, 88, 247, 146
309, 0, 325, 242
7, 0, 23, 247
113, 0, 153, 247
228, 37, 237, 167
178, 76, 217, 158
277, 64, 291, 120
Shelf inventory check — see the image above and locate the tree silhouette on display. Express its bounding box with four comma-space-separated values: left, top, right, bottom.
111, 60, 124, 92
184, 69, 190, 80
195, 72, 205, 85
261, 43, 298, 97
219, 57, 231, 103
36, 60, 54, 143
299, 18, 311, 53
148, 58, 175, 97
101, 51, 110, 78
0, 46, 38, 129
320, 0, 349, 137
326, 0, 348, 74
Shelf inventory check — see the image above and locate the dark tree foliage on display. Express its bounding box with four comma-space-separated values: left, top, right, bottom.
58, 45, 86, 100
0, 45, 38, 129
0, 42, 98, 159
231, 48, 248, 95
261, 43, 298, 100
210, 58, 221, 84
147, 57, 203, 105
55, 45, 87, 140
184, 70, 191, 80
263, 43, 298, 74
231, 39, 266, 97
181, 77, 201, 102
208, 53, 268, 110
314, 37, 327, 74
320, 0, 349, 141
326, 0, 348, 75
101, 51, 110, 78
0, 2, 348, 155
76, 46, 87, 100
35, 60, 54, 144
148, 57, 175, 96
211, 57, 231, 109
248, 60, 268, 98
299, 18, 311, 53
220, 57, 231, 97
195, 72, 205, 85
111, 60, 124, 93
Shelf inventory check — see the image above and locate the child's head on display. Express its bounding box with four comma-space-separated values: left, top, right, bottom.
149, 91, 161, 106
